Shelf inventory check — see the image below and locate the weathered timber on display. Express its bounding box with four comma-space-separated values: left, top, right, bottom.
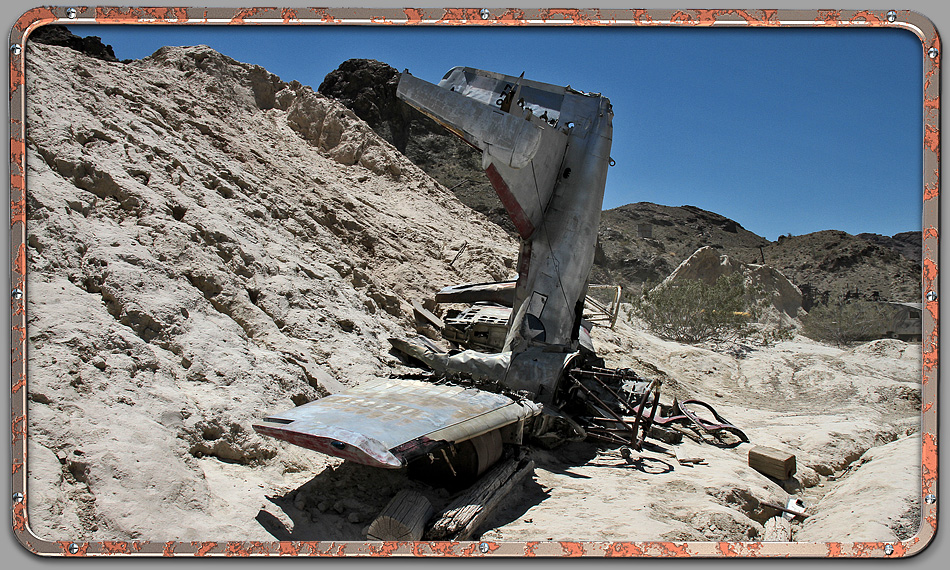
412, 299, 444, 330
425, 456, 534, 540
648, 424, 683, 445
748, 445, 797, 480
761, 516, 791, 541
366, 489, 434, 541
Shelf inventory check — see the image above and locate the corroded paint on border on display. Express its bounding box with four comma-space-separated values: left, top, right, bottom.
8, 5, 939, 559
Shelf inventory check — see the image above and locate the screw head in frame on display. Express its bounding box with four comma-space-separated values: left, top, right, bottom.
925, 494, 936, 504
886, 11, 897, 23
11, 43, 21, 56
927, 291, 937, 302
929, 47, 939, 59
479, 542, 490, 553
480, 9, 491, 20
13, 492, 23, 503
68, 543, 80, 554
12, 288, 23, 300
883, 544, 894, 556
66, 7, 78, 19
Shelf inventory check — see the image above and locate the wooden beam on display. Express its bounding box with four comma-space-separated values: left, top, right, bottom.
748, 445, 796, 480
426, 456, 534, 540
366, 489, 434, 541
761, 516, 791, 541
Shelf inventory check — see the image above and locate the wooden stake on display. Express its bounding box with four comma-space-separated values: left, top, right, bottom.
761, 516, 791, 541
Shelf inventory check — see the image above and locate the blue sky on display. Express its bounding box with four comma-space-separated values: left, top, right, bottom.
67, 24, 923, 241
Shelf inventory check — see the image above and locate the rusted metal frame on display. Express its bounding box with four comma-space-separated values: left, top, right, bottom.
626, 379, 659, 451
584, 391, 745, 447
567, 372, 661, 451
583, 285, 622, 329
636, 382, 662, 449
573, 368, 636, 414
583, 429, 634, 447
574, 367, 649, 411
566, 372, 637, 445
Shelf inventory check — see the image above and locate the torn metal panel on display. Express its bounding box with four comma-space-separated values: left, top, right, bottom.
435, 280, 517, 306
443, 303, 511, 352
411, 299, 445, 330
252, 378, 535, 469
502, 347, 580, 404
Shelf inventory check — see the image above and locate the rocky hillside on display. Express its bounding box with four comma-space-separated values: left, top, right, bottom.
592, 202, 770, 292
762, 231, 922, 309
320, 59, 922, 306
857, 231, 921, 265
25, 37, 514, 541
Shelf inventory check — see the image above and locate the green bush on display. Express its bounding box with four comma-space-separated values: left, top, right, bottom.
633, 273, 758, 345
801, 300, 890, 346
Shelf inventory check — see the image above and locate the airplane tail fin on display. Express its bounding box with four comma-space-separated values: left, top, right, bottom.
397, 68, 569, 240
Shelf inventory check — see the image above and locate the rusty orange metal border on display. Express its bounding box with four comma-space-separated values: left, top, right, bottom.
7, 6, 939, 558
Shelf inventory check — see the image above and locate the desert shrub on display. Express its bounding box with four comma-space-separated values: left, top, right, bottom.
633, 273, 758, 345
801, 300, 891, 346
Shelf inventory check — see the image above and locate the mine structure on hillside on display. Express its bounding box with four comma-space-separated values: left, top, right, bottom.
254, 67, 746, 540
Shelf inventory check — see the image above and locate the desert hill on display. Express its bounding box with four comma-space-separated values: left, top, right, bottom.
320, 58, 922, 305
762, 230, 921, 309
21, 30, 922, 549
25, 32, 514, 541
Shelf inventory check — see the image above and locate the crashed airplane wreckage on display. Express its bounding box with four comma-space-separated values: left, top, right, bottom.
254, 67, 747, 536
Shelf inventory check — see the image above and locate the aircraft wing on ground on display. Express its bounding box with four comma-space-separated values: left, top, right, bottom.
252, 377, 540, 469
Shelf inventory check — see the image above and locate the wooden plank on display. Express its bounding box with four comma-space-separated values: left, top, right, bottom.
412, 299, 444, 330
748, 445, 796, 480
425, 456, 534, 540
366, 489, 434, 541
455, 459, 535, 541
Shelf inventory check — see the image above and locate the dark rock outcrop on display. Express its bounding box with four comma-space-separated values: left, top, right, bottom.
29, 24, 119, 62
857, 231, 922, 266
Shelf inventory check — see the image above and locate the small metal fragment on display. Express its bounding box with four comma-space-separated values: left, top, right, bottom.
66, 7, 78, 19
11, 44, 21, 56
927, 291, 938, 302
480, 9, 490, 20
929, 47, 939, 59
925, 494, 936, 504
13, 492, 23, 503
883, 544, 894, 556
68, 543, 80, 554
479, 542, 490, 553
886, 11, 897, 23
12, 288, 23, 300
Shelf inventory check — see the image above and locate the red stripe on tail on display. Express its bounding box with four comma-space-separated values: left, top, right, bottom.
485, 163, 535, 239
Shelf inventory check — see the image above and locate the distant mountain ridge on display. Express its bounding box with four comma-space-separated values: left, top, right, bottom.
321, 58, 924, 307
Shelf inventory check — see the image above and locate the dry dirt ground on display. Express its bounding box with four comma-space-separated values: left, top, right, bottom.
23, 41, 923, 546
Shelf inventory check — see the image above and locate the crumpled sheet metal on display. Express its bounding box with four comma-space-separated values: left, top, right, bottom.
253, 378, 529, 468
